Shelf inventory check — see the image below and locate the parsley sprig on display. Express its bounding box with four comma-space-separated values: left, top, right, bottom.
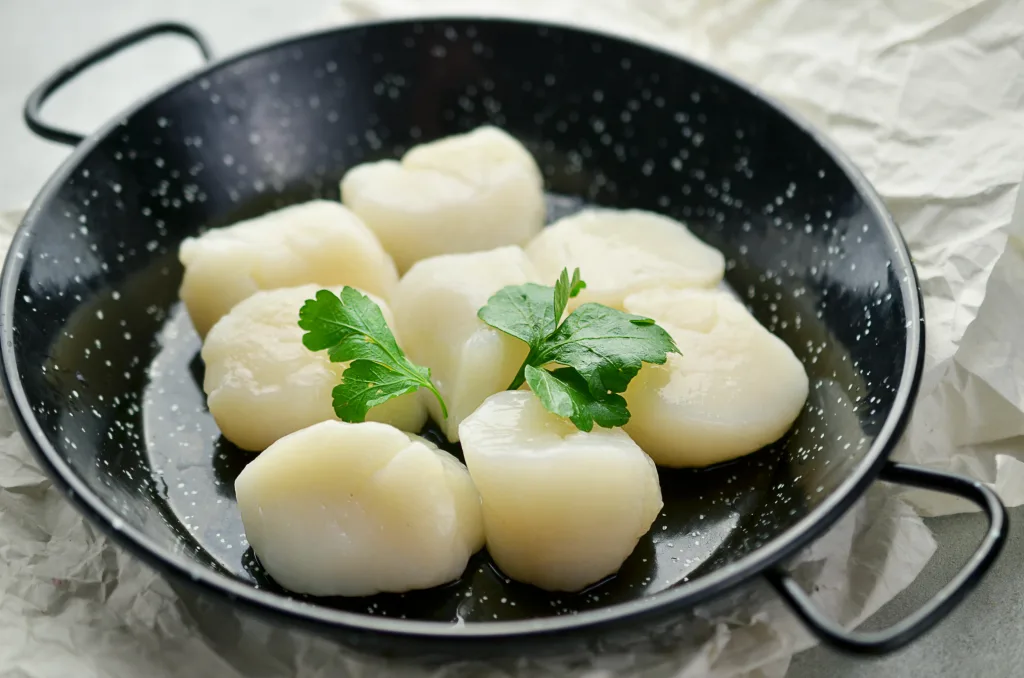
478, 268, 679, 431
298, 287, 447, 422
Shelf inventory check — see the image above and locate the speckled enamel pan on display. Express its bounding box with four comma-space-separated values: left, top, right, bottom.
2, 19, 1006, 659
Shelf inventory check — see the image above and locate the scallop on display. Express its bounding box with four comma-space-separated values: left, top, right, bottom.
340, 126, 546, 273
179, 200, 398, 336
459, 390, 662, 592
622, 288, 809, 467
235, 420, 484, 596
525, 208, 725, 311
391, 246, 541, 442
201, 285, 426, 452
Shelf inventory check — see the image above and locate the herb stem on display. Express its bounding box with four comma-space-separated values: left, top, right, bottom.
426, 381, 449, 419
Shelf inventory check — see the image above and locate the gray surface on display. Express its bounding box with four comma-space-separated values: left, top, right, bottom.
0, 0, 330, 210
0, 2, 1018, 677
788, 507, 1023, 678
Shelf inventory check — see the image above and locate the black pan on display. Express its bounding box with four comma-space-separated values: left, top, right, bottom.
2, 19, 1007, 660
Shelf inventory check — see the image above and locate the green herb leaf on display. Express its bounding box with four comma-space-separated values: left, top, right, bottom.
535, 302, 679, 396
331, 360, 424, 423
524, 365, 629, 432
300, 288, 447, 421
477, 267, 678, 431
477, 282, 557, 348
552, 267, 586, 325
299, 288, 400, 364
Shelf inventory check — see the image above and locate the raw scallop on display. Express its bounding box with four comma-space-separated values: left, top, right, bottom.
391, 246, 541, 442
622, 288, 809, 467
179, 200, 398, 336
340, 126, 546, 273
235, 420, 484, 597
201, 285, 426, 452
459, 390, 662, 592
525, 208, 725, 311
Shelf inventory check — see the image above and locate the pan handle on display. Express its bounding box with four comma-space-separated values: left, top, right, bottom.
24, 22, 214, 146
766, 461, 1006, 655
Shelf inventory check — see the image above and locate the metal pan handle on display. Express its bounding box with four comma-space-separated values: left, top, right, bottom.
24, 22, 214, 147
766, 461, 1006, 655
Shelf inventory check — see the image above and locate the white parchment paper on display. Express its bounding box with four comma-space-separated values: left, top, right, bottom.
2, 0, 1024, 675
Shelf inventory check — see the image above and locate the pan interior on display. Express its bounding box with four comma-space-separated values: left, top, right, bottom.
7, 20, 910, 624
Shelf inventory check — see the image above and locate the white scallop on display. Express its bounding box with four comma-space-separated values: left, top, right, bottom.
391, 246, 541, 442
525, 208, 725, 311
235, 420, 484, 597
179, 200, 398, 336
622, 288, 809, 467
201, 285, 426, 452
340, 126, 546, 273
459, 390, 663, 592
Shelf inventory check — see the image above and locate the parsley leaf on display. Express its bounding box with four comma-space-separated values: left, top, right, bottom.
477, 282, 557, 348
478, 267, 679, 431
300, 288, 400, 363
552, 267, 586, 325
524, 365, 629, 432
534, 302, 678, 396
331, 360, 424, 422
299, 288, 447, 422
479, 267, 590, 390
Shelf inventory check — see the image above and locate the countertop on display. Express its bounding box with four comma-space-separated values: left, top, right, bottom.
1, 2, 1020, 677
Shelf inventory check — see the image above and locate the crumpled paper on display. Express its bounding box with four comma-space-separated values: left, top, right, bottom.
2, 0, 1023, 675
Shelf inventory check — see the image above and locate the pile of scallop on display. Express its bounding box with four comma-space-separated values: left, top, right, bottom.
178, 126, 809, 598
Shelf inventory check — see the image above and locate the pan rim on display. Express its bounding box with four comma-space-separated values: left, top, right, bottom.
0, 16, 924, 642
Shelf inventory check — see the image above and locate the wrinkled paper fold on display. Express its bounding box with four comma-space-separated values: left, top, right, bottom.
3, 0, 1024, 675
